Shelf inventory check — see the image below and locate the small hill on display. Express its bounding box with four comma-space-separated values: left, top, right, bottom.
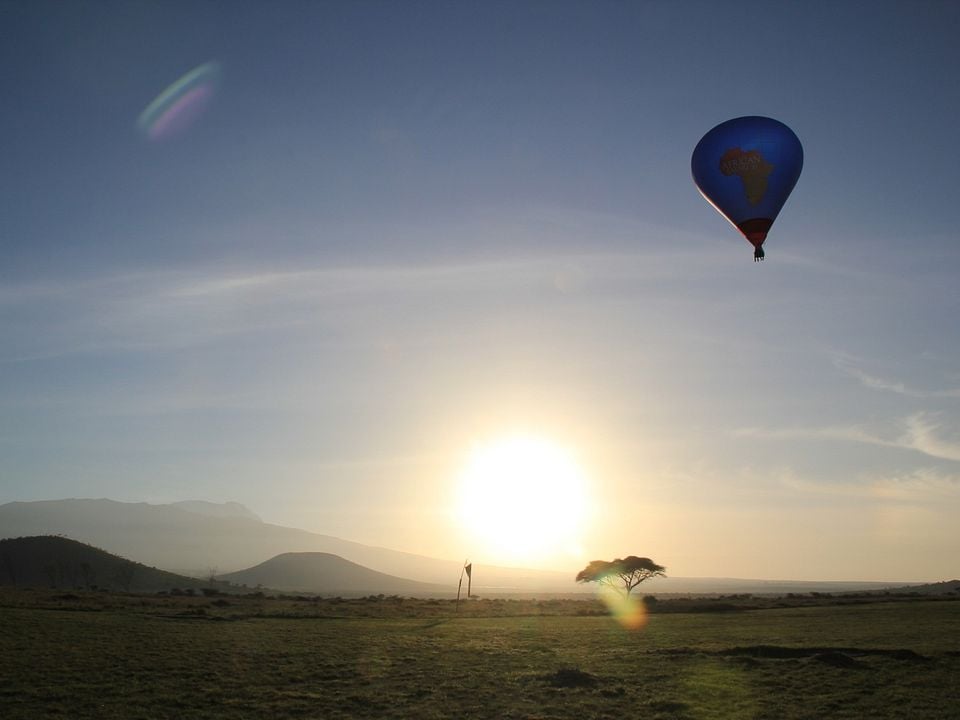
0, 536, 217, 593
220, 552, 451, 596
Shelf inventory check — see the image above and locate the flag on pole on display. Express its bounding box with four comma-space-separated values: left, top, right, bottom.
465, 562, 472, 598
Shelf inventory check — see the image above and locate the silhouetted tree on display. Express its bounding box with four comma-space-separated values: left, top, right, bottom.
575, 556, 666, 597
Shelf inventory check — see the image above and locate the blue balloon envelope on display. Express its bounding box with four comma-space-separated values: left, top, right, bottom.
692, 116, 803, 261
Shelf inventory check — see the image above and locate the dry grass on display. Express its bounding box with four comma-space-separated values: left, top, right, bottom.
1, 589, 958, 719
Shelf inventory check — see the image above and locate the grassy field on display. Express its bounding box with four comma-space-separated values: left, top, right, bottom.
1, 589, 958, 719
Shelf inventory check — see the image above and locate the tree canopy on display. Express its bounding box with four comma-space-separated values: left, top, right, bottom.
575, 556, 666, 597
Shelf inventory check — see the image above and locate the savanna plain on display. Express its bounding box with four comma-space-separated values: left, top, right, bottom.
2, 589, 958, 720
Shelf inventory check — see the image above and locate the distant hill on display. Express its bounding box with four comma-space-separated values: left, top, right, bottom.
0, 500, 934, 596
636, 576, 923, 596
169, 500, 261, 522
0, 536, 214, 592
221, 552, 450, 596
884, 579, 960, 596
0, 499, 576, 592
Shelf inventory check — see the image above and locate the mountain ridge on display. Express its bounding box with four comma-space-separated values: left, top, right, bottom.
170, 500, 261, 522
0, 499, 573, 591
0, 499, 936, 595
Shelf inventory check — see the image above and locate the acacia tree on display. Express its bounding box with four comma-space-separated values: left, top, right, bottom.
575, 556, 666, 597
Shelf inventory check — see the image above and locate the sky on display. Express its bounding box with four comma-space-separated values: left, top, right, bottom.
2, 0, 959, 582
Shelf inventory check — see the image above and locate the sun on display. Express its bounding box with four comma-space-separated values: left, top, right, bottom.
454, 434, 589, 566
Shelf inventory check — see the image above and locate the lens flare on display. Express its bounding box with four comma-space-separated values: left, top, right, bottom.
138, 61, 221, 141
596, 584, 649, 630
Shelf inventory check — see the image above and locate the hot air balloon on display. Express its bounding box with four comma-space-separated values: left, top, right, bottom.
692, 116, 803, 261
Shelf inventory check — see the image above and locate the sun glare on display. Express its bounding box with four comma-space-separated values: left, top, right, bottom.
455, 435, 589, 566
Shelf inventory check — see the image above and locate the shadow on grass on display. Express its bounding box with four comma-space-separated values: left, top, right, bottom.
419, 619, 449, 629
657, 645, 928, 666
541, 667, 599, 688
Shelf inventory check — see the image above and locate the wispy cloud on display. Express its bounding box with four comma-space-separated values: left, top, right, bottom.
781, 466, 960, 502
0, 261, 544, 361
833, 358, 914, 396
732, 423, 896, 447
832, 353, 960, 399
735, 412, 960, 464
0, 246, 735, 363
900, 413, 960, 462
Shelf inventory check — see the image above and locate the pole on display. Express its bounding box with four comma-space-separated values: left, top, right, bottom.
456, 559, 471, 613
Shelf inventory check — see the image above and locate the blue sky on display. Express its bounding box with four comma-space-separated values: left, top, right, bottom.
2, 1, 959, 581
